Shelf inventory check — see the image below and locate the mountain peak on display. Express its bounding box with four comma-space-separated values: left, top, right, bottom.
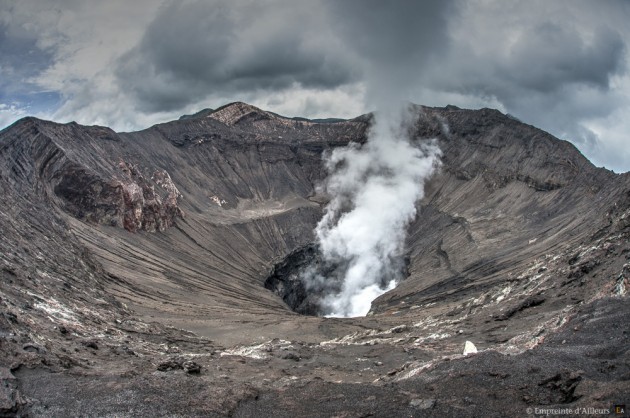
206, 101, 274, 126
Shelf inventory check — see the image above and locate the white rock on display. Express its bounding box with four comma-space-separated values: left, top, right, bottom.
463, 340, 477, 356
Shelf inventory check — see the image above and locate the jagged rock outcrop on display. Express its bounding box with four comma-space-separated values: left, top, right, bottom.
0, 368, 25, 416
1, 118, 184, 232
54, 159, 184, 232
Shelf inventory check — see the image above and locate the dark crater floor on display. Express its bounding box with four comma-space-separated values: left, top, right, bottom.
264, 244, 411, 316
264, 244, 333, 316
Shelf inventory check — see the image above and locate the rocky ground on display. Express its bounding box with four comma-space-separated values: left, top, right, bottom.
0, 102, 628, 416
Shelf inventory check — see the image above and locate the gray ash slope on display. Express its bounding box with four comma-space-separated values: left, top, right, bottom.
0, 102, 628, 416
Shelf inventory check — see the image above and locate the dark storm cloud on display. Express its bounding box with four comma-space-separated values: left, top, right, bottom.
435, 20, 626, 147
417, 0, 629, 171
323, 0, 453, 106
116, 0, 359, 112
437, 22, 625, 98
324, 0, 451, 63
503, 24, 625, 92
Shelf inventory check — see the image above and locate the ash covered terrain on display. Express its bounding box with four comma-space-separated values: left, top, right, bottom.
0, 102, 629, 417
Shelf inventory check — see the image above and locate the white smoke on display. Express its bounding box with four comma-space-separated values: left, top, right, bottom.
310, 104, 441, 317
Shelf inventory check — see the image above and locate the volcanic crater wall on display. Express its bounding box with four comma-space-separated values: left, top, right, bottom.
1, 103, 626, 322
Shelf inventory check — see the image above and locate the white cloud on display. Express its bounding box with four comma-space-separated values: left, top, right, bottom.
0, 0, 165, 129
0, 103, 28, 129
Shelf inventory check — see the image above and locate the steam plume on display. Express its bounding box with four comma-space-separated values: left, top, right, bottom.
297, 0, 448, 317
308, 105, 441, 317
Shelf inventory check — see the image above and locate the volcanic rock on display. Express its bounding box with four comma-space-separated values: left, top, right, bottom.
0, 368, 26, 416
157, 358, 183, 372
182, 360, 201, 374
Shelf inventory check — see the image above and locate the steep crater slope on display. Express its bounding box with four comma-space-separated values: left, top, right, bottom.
1, 102, 628, 415
2, 102, 627, 338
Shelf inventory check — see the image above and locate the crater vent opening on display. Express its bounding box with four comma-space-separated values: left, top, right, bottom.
264, 244, 409, 317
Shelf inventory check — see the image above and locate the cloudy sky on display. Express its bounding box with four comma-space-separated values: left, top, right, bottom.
1, 0, 629, 172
